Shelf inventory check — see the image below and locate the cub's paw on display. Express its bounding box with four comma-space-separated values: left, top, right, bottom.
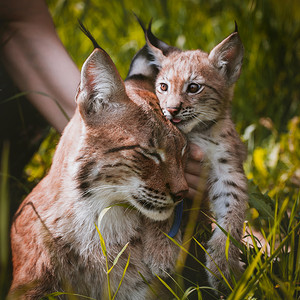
205, 230, 242, 291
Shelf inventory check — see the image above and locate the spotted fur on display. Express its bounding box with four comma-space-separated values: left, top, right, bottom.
9, 45, 189, 299
129, 23, 248, 291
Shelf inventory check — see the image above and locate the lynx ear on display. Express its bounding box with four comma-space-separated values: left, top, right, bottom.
208, 30, 244, 86
145, 21, 178, 68
77, 48, 126, 123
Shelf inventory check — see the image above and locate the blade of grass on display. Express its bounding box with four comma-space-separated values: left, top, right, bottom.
138, 272, 158, 298
98, 207, 112, 229
108, 242, 129, 274
0, 141, 10, 295
95, 224, 111, 300
112, 253, 130, 300
225, 233, 230, 262
160, 270, 185, 296
47, 292, 96, 299
95, 224, 107, 258
192, 237, 233, 292
181, 285, 202, 300
164, 233, 219, 280
156, 275, 180, 300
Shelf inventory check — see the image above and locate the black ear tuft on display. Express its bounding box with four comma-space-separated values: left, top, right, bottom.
133, 13, 147, 33
145, 20, 176, 56
78, 20, 102, 50
234, 21, 238, 33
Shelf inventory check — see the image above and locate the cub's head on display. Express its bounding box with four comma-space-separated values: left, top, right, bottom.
133, 23, 244, 134
75, 47, 188, 221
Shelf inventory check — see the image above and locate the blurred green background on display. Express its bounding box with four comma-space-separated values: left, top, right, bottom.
47, 0, 300, 200
1, 0, 300, 298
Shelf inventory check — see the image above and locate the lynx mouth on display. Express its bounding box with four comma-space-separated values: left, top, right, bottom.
132, 196, 175, 221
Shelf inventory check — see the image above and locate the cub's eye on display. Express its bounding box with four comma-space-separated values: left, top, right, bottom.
159, 83, 168, 92
187, 83, 202, 94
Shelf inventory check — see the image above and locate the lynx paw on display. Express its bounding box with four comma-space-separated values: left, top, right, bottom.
141, 220, 181, 277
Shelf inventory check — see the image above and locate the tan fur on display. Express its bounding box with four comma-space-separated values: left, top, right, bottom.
143, 29, 247, 292
9, 48, 188, 299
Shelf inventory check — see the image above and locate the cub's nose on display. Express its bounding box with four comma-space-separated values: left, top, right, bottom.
166, 106, 180, 116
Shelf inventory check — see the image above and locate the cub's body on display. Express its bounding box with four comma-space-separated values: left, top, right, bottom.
127, 23, 248, 290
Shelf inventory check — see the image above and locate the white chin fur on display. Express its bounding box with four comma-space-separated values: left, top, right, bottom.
136, 204, 174, 221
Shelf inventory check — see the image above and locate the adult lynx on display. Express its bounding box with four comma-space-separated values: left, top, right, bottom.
9, 34, 188, 299
128, 23, 248, 290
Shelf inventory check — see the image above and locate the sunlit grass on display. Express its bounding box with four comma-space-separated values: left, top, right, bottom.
153, 193, 300, 299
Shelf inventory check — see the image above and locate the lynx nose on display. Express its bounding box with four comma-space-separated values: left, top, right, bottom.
166, 106, 180, 116
171, 190, 188, 203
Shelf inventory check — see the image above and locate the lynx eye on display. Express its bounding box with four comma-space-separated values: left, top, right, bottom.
187, 83, 202, 94
159, 83, 168, 92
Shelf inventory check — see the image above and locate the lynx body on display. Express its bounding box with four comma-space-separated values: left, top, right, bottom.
9, 45, 188, 299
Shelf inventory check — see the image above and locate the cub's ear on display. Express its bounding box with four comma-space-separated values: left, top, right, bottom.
145, 21, 179, 68
208, 29, 244, 86
76, 48, 126, 123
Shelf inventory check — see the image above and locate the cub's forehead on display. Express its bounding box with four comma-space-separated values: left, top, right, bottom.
159, 50, 210, 80
164, 50, 208, 66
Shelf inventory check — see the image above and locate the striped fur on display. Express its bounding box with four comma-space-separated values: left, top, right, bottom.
9, 47, 188, 299
138, 26, 248, 291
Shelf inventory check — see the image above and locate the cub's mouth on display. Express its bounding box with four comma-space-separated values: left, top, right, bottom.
170, 117, 191, 127
171, 118, 182, 124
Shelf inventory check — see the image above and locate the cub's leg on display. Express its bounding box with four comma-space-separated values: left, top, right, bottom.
205, 142, 247, 291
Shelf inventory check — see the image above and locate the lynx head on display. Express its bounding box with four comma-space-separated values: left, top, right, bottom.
145, 24, 244, 134
75, 47, 188, 221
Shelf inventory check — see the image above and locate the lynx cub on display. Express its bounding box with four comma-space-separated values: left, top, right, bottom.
128, 23, 248, 290
9, 30, 188, 299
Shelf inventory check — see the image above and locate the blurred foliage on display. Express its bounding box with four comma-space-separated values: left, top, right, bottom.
47, 0, 300, 135
24, 128, 59, 185
41, 0, 300, 202
245, 117, 300, 199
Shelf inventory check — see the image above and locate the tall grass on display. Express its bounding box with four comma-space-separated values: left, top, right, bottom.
147, 193, 300, 299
